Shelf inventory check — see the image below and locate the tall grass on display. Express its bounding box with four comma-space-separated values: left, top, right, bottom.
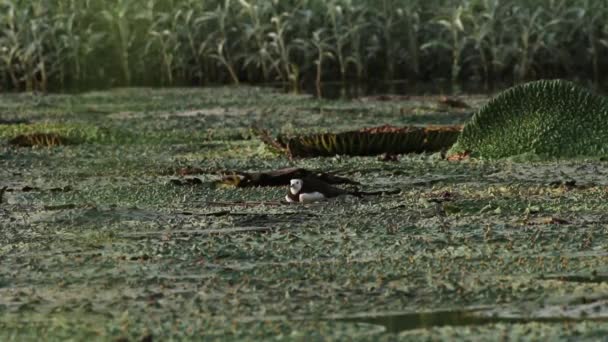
1, 0, 607, 93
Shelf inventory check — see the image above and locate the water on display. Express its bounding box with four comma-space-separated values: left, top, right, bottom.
304, 80, 499, 99
295, 79, 606, 100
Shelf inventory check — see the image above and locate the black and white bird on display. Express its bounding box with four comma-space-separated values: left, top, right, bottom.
285, 178, 359, 203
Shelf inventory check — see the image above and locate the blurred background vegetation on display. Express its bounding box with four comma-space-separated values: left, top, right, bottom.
1, 0, 606, 94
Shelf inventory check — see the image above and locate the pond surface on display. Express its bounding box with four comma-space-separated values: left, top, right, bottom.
2, 86, 608, 340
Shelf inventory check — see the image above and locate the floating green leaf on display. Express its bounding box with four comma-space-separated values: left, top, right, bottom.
275, 125, 461, 157
450, 80, 608, 159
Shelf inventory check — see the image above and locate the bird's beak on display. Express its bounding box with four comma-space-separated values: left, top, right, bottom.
289, 184, 296, 188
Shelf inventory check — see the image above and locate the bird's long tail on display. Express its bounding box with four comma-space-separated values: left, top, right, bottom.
352, 189, 401, 197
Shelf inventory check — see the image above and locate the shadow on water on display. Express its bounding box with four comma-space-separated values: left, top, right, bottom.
340, 309, 608, 334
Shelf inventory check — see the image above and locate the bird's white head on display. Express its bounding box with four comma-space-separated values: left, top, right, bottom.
289, 179, 303, 195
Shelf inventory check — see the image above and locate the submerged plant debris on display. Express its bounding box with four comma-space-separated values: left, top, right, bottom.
2, 87, 608, 340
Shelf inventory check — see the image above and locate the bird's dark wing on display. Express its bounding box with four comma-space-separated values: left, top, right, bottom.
302, 176, 351, 198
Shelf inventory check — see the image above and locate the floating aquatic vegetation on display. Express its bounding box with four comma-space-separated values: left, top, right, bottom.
450, 80, 608, 158
4, 87, 608, 341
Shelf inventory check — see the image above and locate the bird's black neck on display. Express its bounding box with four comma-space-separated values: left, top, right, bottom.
287, 191, 299, 202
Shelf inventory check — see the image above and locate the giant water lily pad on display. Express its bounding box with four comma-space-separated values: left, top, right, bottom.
450, 80, 608, 158
262, 125, 462, 157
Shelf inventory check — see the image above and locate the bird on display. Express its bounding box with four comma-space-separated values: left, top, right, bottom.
285, 177, 357, 203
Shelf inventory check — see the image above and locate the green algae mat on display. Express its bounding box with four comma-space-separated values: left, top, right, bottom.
2, 87, 608, 341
